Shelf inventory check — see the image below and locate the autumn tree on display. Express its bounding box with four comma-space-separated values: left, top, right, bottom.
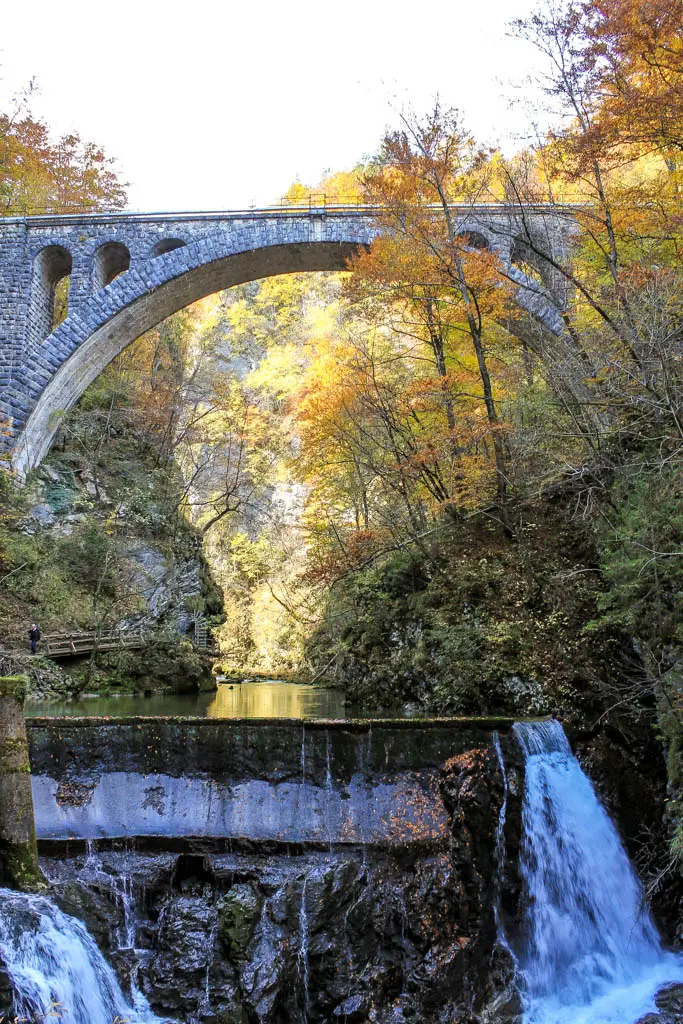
505, 0, 683, 451
349, 104, 517, 528
0, 89, 127, 215
500, 0, 683, 744
588, 0, 683, 175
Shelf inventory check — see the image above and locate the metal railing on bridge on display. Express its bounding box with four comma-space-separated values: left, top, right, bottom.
1, 194, 584, 224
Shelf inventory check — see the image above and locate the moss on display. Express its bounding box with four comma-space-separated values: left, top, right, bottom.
0, 674, 28, 702
0, 838, 47, 892
0, 736, 30, 774
306, 506, 625, 722
218, 884, 262, 958
208, 1006, 249, 1024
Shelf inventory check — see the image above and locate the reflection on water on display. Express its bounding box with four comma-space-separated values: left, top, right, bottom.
25, 681, 346, 720
207, 681, 345, 719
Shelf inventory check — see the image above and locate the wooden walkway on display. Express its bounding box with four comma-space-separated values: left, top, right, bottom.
43, 619, 214, 659
44, 628, 146, 659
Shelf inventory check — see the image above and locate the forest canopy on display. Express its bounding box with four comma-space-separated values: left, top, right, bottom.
1, 0, 682, 692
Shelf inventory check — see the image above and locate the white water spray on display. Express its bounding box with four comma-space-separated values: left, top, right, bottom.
0, 888, 165, 1024
514, 720, 683, 1024
492, 730, 512, 954
298, 875, 310, 1022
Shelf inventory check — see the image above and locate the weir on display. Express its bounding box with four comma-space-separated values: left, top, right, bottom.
25, 716, 519, 850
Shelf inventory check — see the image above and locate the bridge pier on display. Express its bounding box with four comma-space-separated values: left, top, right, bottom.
0, 676, 45, 890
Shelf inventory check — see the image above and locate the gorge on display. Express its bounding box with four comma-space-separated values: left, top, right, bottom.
1, 2, 682, 1019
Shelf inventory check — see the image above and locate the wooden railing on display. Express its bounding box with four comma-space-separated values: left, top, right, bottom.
44, 628, 146, 659
43, 622, 216, 658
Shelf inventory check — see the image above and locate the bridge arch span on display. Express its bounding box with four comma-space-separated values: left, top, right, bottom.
0, 206, 574, 476
13, 230, 367, 475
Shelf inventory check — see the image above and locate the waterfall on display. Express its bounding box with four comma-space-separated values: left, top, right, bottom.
514, 720, 683, 1024
492, 730, 512, 954
0, 888, 165, 1024
298, 875, 310, 1022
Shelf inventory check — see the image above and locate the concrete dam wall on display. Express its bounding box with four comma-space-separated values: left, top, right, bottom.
25, 716, 519, 850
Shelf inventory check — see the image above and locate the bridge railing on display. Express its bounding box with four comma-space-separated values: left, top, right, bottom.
43, 626, 217, 658
0, 198, 583, 226
44, 628, 146, 659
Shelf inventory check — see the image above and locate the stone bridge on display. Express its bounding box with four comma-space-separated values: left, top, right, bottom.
0, 204, 573, 475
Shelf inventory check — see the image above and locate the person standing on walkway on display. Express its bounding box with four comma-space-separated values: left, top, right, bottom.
28, 623, 41, 655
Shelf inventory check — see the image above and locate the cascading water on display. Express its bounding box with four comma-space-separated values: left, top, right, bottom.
298, 875, 310, 1022
0, 888, 165, 1024
514, 720, 683, 1024
492, 730, 512, 955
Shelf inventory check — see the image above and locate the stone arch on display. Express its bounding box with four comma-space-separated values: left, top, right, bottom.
151, 238, 187, 258
13, 234, 366, 475
93, 241, 131, 290
10, 217, 569, 476
28, 244, 73, 343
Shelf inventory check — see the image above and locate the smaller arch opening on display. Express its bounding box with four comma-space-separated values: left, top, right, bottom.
460, 230, 490, 251
151, 238, 187, 258
93, 242, 131, 290
510, 238, 548, 288
30, 245, 73, 340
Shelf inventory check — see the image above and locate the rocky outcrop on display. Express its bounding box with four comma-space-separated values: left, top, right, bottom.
439, 742, 525, 1022
636, 983, 683, 1023
5, 458, 224, 700
45, 848, 472, 1022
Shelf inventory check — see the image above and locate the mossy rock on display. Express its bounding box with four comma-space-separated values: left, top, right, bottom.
0, 735, 30, 775
0, 675, 28, 702
202, 1007, 249, 1024
78, 639, 216, 696
0, 840, 47, 893
218, 883, 262, 958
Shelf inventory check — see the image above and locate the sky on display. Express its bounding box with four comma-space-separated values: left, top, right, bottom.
1, 0, 545, 213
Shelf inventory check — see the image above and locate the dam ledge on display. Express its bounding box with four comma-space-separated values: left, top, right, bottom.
25, 714, 543, 730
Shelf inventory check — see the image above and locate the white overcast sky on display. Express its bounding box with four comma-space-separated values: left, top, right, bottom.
1, 0, 545, 212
